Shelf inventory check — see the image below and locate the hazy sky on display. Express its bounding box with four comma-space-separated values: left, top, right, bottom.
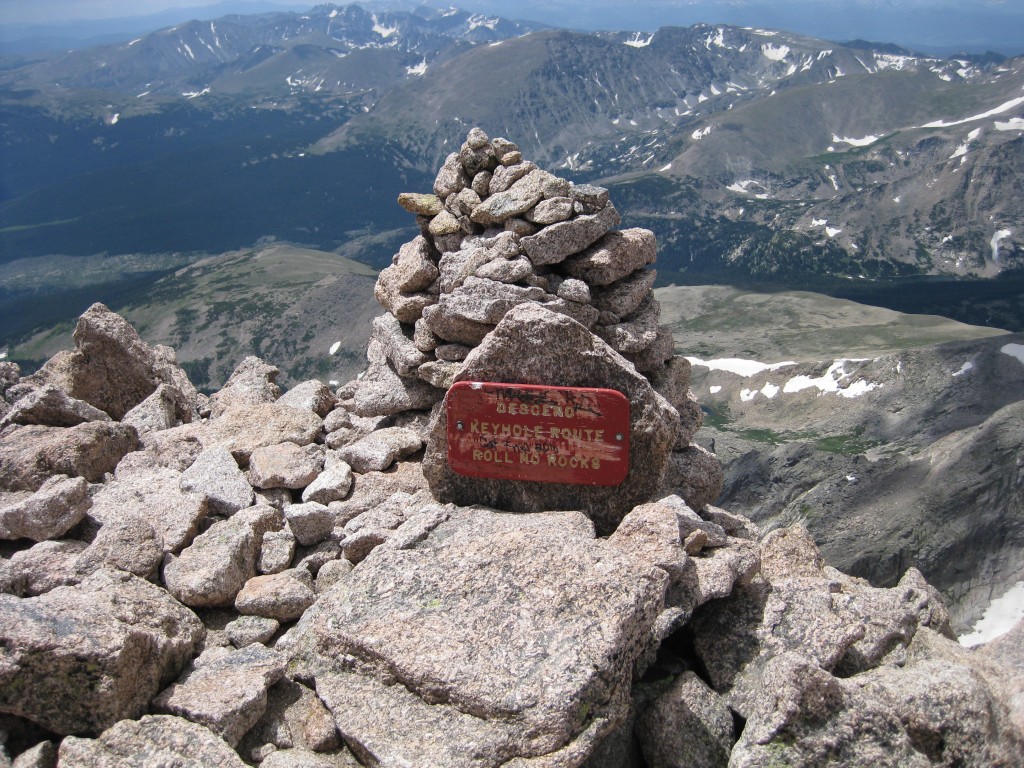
1, 0, 1007, 25
0, 1, 304, 25
2, 0, 1021, 57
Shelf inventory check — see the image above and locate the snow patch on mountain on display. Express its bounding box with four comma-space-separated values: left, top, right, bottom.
923, 95, 1024, 128
624, 32, 654, 48
990, 229, 1013, 261
1002, 343, 1024, 365
833, 134, 881, 147
372, 15, 398, 38
687, 356, 796, 376
783, 360, 881, 398
762, 43, 790, 61
959, 581, 1024, 647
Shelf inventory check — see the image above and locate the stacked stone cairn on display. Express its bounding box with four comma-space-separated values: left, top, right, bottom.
0, 131, 1022, 767
360, 127, 718, 531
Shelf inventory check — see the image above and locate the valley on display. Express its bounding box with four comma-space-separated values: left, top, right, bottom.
1, 3, 1023, 353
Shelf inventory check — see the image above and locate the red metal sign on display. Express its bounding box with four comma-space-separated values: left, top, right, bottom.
446, 381, 631, 486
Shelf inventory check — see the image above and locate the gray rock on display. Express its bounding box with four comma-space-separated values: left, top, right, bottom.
397, 193, 443, 216
832, 567, 954, 676
423, 303, 680, 534
460, 139, 496, 175
0, 422, 139, 492
258, 529, 297, 574
325, 460, 428, 525
435, 343, 473, 362
204, 403, 323, 462
235, 569, 316, 622
276, 380, 336, 417
491, 136, 519, 162
472, 170, 492, 197
626, 323, 676, 375
292, 507, 667, 766
122, 383, 178, 434
413, 317, 441, 353
351, 341, 443, 417
371, 313, 429, 375
207, 357, 281, 418
259, 749, 360, 768
293, 540, 342, 578
254, 487, 291, 511
247, 442, 322, 490
238, 679, 342, 763
27, 304, 200, 422
153, 644, 287, 746
526, 196, 574, 225
428, 209, 462, 236
284, 502, 335, 547
10, 740, 55, 768
374, 278, 437, 325
0, 475, 90, 542
448, 187, 483, 217
131, 424, 205, 472
977, 618, 1024, 730
433, 152, 469, 198
692, 577, 868, 718
504, 217, 538, 237
179, 447, 254, 517
728, 652, 927, 768
562, 228, 658, 286
338, 490, 422, 564
417, 360, 464, 390
519, 204, 621, 267
660, 444, 725, 512
542, 295, 601, 328
301, 458, 353, 505
57, 715, 247, 767
591, 268, 657, 318
423, 277, 548, 344
475, 254, 535, 284
0, 569, 203, 735
636, 672, 734, 768
0, 539, 87, 596
163, 505, 282, 608
89, 464, 208, 555
337, 426, 424, 473
606, 497, 689, 582
487, 160, 537, 194
315, 558, 353, 594
432, 231, 464, 254
322, 407, 352, 434
438, 232, 519, 293
571, 184, 610, 214
593, 294, 662, 355
557, 277, 592, 304
470, 169, 554, 226
226, 615, 280, 648
1, 384, 111, 428
76, 513, 163, 579
0, 361, 19, 399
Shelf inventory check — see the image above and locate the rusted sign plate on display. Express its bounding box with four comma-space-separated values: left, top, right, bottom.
446, 381, 631, 486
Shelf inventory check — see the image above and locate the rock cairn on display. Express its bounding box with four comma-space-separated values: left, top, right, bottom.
0, 138, 1022, 766
358, 127, 718, 532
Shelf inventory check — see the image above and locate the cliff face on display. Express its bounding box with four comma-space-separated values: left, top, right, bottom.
682, 331, 1024, 633
1, 133, 1022, 767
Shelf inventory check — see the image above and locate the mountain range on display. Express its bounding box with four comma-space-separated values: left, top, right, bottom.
1, 2, 1023, 351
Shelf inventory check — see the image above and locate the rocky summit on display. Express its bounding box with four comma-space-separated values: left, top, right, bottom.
1, 131, 1022, 767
